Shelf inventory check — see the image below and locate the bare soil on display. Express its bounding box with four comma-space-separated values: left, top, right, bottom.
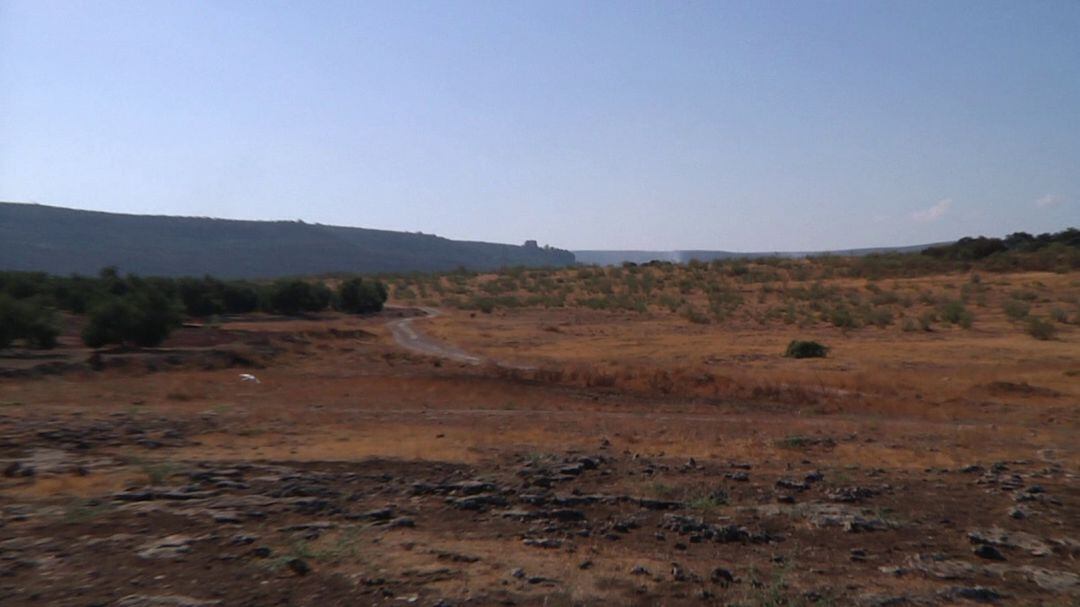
1, 301, 1077, 606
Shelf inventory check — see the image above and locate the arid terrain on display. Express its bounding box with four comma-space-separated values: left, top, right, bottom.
2, 264, 1079, 606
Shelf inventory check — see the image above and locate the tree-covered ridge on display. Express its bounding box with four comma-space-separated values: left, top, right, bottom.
0, 202, 576, 278
922, 228, 1079, 261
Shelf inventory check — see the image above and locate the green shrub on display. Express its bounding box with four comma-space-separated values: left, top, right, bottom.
1003, 300, 1030, 321
939, 300, 974, 328
82, 289, 182, 348
264, 279, 331, 315
0, 295, 60, 349
784, 340, 829, 359
918, 311, 936, 331
336, 278, 388, 314
1026, 316, 1057, 340
862, 306, 894, 327
1050, 307, 1069, 323
679, 305, 711, 324
829, 306, 858, 329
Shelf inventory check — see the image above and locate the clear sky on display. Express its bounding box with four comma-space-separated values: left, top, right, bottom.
2, 1, 1078, 251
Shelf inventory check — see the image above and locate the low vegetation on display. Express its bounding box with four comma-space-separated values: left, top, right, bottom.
0, 267, 388, 349
784, 340, 829, 359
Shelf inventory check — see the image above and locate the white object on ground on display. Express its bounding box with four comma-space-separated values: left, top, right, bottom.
238, 373, 260, 384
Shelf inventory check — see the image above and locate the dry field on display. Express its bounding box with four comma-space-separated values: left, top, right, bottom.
1, 265, 1078, 606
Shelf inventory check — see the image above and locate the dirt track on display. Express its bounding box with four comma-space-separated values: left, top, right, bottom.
387, 307, 484, 365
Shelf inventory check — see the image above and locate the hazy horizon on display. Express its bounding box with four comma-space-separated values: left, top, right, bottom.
2, 1, 1078, 251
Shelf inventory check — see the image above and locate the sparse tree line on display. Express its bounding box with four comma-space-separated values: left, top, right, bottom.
379, 229, 1079, 339
0, 268, 387, 350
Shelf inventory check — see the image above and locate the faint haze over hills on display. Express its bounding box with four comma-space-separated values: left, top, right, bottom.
573, 244, 945, 266
1, 2, 1078, 250
0, 202, 574, 278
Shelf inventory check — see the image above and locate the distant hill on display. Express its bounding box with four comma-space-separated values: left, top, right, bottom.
574, 243, 944, 266
0, 202, 576, 278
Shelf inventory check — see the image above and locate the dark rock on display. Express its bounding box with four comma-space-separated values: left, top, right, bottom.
638, 498, 684, 510
710, 567, 734, 586
522, 538, 561, 549
347, 507, 394, 521
448, 494, 508, 511
941, 586, 1003, 603
827, 486, 878, 503
973, 545, 1006, 561
286, 557, 311, 576
775, 479, 809, 492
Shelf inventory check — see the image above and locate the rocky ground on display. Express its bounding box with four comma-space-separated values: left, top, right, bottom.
0, 312, 1078, 606
1, 408, 1077, 606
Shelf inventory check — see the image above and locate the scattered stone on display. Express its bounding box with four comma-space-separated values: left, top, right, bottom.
347, 507, 394, 521
136, 535, 194, 559
631, 565, 650, 576
637, 498, 684, 510
211, 511, 241, 524
973, 545, 1006, 561
230, 534, 257, 545
115, 595, 222, 607
710, 567, 735, 586
432, 550, 480, 563
940, 586, 1003, 603
1019, 566, 1080, 592
968, 527, 1053, 556
522, 538, 561, 549
448, 494, 508, 511
1007, 506, 1029, 520
278, 521, 336, 532
776, 479, 809, 492
902, 554, 987, 580
827, 486, 877, 503
286, 557, 311, 576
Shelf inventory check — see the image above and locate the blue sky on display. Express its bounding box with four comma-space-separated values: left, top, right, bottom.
1, 1, 1077, 251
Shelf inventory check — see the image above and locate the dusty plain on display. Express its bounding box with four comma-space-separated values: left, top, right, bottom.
2, 264, 1079, 606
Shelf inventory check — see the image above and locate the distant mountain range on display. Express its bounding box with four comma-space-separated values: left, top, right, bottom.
0, 202, 575, 278
573, 243, 944, 266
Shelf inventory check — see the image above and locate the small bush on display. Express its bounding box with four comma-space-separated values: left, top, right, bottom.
82, 289, 182, 348
336, 278, 388, 314
1026, 316, 1057, 340
0, 295, 60, 349
784, 340, 829, 359
1003, 300, 1031, 321
1050, 307, 1069, 323
939, 300, 974, 328
828, 306, 858, 329
918, 311, 936, 331
264, 279, 332, 316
